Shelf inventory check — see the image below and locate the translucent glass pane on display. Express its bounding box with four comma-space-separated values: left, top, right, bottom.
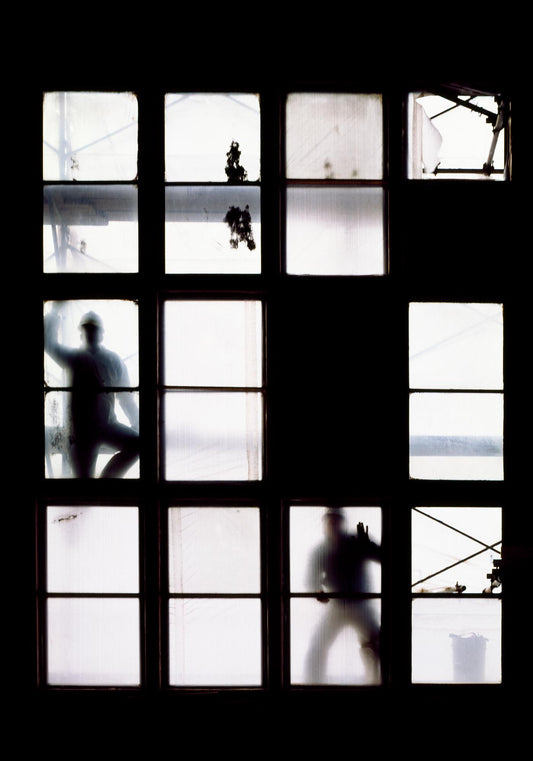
407, 93, 505, 180
290, 506, 382, 593
409, 302, 503, 390
165, 93, 260, 182
286, 187, 385, 275
44, 300, 139, 479
47, 506, 139, 593
43, 91, 138, 181
164, 300, 262, 387
412, 507, 502, 594
410, 392, 503, 480
291, 598, 381, 685
412, 598, 501, 683
47, 598, 140, 686
44, 390, 139, 479
168, 507, 260, 593
169, 599, 262, 686
165, 185, 261, 273
43, 185, 138, 273
44, 299, 139, 386
163, 392, 263, 481
286, 93, 383, 179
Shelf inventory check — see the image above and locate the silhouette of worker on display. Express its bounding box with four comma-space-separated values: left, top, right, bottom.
305, 507, 381, 684
44, 304, 139, 478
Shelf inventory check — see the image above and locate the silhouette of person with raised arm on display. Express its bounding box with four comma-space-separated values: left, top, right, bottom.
305, 507, 381, 684
44, 303, 139, 478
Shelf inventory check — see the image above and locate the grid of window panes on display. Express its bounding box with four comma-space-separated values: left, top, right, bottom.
45, 505, 141, 686
164, 92, 261, 274
39, 88, 509, 692
166, 504, 262, 686
288, 504, 383, 686
284, 92, 387, 275
161, 298, 264, 481
409, 302, 504, 684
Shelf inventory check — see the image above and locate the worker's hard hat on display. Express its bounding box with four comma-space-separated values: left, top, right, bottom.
79, 311, 103, 329
324, 506, 345, 521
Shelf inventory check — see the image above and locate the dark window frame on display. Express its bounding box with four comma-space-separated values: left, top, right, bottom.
31, 81, 520, 707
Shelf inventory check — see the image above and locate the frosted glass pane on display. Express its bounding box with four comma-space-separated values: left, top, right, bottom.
407, 93, 505, 180
47, 506, 139, 593
286, 93, 383, 179
410, 392, 503, 480
286, 187, 385, 275
43, 185, 138, 273
290, 506, 382, 594
47, 598, 140, 686
44, 299, 139, 386
169, 599, 262, 685
412, 598, 501, 683
412, 507, 502, 594
164, 300, 262, 387
44, 300, 139, 479
291, 598, 381, 685
168, 507, 260, 593
165, 185, 260, 273
165, 93, 260, 182
409, 302, 503, 389
43, 91, 138, 181
164, 392, 262, 480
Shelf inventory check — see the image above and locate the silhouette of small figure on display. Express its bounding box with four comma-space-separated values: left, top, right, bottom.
305, 507, 381, 684
44, 305, 139, 478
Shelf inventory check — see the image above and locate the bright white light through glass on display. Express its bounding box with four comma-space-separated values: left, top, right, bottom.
43, 91, 138, 181
165, 185, 261, 274
164, 392, 262, 481
289, 505, 382, 686
47, 598, 140, 686
412, 507, 502, 594
286, 93, 383, 180
165, 93, 260, 182
43, 299, 139, 479
407, 92, 506, 179
169, 598, 262, 686
412, 598, 501, 683
43, 185, 138, 273
168, 506, 261, 593
409, 302, 503, 390
410, 392, 503, 480
47, 506, 139, 593
164, 300, 262, 388
286, 186, 385, 275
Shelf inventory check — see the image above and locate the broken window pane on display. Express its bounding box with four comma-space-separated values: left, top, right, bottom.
164, 300, 262, 388
290, 505, 382, 685
165, 185, 261, 273
412, 598, 502, 683
286, 186, 385, 275
412, 507, 502, 595
43, 184, 138, 273
409, 392, 503, 480
286, 93, 383, 180
163, 392, 263, 480
169, 598, 262, 686
47, 598, 140, 686
165, 93, 260, 182
168, 506, 260, 594
409, 302, 503, 390
44, 300, 139, 479
47, 506, 139, 593
407, 90, 508, 180
43, 91, 138, 181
